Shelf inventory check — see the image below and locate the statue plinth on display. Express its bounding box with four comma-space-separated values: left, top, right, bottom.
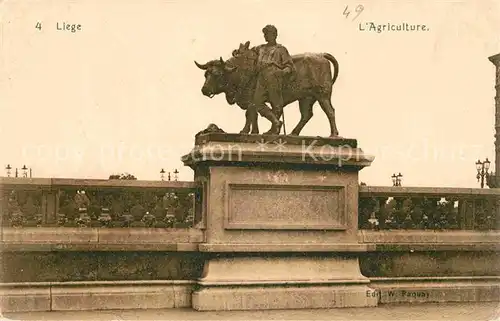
182, 133, 376, 311
183, 133, 371, 170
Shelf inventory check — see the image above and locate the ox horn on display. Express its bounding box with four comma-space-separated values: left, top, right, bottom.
219, 57, 225, 64
194, 60, 209, 70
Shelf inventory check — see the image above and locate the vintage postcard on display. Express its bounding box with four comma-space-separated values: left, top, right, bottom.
0, 1, 499, 320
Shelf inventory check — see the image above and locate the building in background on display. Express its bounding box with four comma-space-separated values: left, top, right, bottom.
487, 52, 500, 188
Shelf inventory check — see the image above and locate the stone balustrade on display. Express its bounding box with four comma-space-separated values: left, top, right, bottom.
0, 177, 201, 228
359, 186, 500, 230
2, 178, 499, 231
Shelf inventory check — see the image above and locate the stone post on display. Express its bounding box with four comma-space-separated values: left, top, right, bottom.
182, 133, 376, 311
41, 190, 59, 224
488, 53, 500, 188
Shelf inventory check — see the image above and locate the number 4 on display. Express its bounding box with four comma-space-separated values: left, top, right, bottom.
35, 22, 42, 30
343, 6, 350, 18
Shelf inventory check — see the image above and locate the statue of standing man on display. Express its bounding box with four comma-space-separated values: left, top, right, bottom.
251, 25, 296, 135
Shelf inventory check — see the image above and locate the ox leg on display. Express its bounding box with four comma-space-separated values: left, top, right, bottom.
240, 109, 253, 134
291, 97, 316, 136
318, 97, 339, 137
250, 107, 259, 134
240, 104, 259, 134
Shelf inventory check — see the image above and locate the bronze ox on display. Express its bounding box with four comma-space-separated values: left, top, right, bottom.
194, 41, 340, 136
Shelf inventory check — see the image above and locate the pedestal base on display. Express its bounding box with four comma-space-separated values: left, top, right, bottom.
193, 285, 377, 311
192, 256, 377, 311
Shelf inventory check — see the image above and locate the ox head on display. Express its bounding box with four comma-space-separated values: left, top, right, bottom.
194, 57, 237, 98
232, 41, 251, 57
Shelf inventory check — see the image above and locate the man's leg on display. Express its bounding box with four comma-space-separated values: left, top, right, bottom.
255, 104, 282, 135
266, 72, 285, 120
253, 75, 282, 134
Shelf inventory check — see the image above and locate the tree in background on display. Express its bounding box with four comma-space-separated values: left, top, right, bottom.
109, 173, 137, 180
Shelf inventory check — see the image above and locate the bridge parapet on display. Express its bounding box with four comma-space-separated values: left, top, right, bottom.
359, 186, 500, 230
0, 177, 202, 228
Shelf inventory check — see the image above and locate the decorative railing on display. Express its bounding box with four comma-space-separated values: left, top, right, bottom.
0, 178, 201, 228
2, 178, 499, 231
359, 186, 500, 230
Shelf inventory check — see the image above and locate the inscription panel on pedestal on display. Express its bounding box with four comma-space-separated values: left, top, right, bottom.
224, 183, 346, 230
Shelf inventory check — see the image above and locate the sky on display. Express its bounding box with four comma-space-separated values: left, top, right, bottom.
0, 0, 499, 187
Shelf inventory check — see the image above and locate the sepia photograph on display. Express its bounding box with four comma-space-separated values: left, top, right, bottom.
0, 0, 499, 320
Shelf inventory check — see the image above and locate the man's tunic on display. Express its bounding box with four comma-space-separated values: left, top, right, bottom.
252, 43, 295, 106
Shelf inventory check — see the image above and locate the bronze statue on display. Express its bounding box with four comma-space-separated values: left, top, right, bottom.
195, 25, 340, 137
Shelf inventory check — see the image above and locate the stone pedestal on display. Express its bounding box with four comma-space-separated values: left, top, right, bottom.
182, 133, 375, 311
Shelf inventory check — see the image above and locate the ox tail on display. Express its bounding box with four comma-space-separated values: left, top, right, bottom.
323, 53, 339, 86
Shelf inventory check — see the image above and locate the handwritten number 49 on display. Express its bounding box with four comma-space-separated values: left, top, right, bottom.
344, 5, 364, 21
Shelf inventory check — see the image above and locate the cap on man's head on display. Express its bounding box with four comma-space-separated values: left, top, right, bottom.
262, 24, 277, 34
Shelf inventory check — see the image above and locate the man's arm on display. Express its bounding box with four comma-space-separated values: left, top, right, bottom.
278, 46, 295, 74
